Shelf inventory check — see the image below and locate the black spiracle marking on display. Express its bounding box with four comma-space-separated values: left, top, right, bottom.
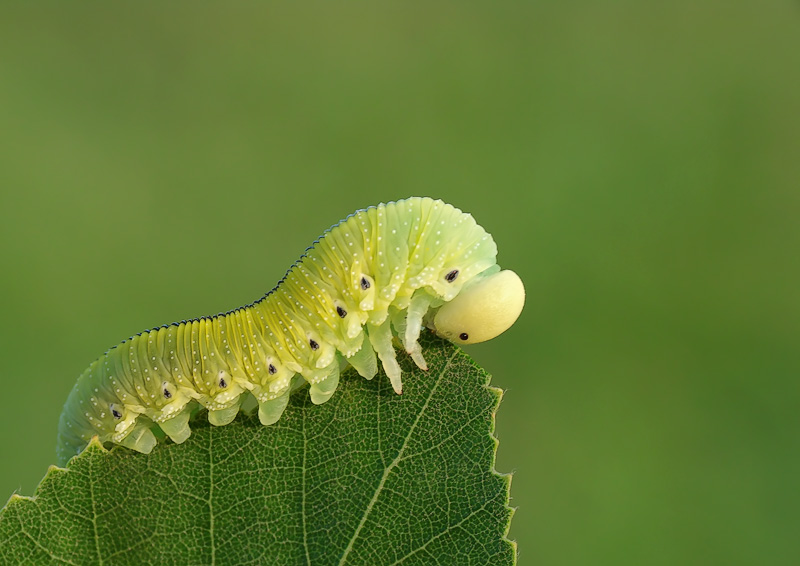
268, 364, 277, 375
336, 306, 347, 318
111, 408, 122, 419
163, 388, 172, 399
309, 339, 319, 351
360, 276, 370, 290
445, 269, 459, 283
219, 377, 227, 388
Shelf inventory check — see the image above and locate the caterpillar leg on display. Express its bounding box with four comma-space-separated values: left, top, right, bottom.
158, 407, 193, 444
308, 361, 340, 405
403, 292, 433, 371
368, 319, 403, 394
118, 422, 158, 455
208, 396, 244, 426
345, 334, 378, 380
258, 390, 291, 425
257, 375, 305, 425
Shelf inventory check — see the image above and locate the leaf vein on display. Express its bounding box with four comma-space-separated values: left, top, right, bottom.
337, 349, 460, 565
389, 499, 494, 565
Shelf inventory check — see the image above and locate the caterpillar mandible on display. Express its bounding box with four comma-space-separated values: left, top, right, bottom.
56, 197, 525, 465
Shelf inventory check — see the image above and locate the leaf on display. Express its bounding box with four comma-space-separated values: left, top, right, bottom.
0, 335, 516, 565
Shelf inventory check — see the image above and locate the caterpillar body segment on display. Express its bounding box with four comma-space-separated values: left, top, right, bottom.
56, 197, 525, 465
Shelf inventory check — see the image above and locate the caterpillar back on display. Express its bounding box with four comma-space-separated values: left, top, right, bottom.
57, 197, 525, 465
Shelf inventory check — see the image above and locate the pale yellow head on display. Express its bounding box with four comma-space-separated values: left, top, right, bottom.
432, 269, 525, 344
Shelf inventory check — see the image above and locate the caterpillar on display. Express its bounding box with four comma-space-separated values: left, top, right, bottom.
56, 197, 525, 465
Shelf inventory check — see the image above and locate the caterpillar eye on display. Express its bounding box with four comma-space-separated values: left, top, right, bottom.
459, 333, 469, 341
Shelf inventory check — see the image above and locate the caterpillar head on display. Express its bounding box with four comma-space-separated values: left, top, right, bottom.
432, 269, 525, 345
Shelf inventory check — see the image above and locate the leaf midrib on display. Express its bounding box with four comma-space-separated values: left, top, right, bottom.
337, 349, 459, 566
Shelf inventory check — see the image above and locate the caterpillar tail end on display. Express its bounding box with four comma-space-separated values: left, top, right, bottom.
56, 429, 88, 467
56, 395, 104, 466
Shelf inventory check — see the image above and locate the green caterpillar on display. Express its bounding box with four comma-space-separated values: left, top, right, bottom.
57, 197, 525, 465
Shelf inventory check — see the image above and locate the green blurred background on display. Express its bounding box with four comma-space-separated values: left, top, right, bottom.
1, 2, 798, 564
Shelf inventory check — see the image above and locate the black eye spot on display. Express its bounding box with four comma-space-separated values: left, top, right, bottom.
445, 269, 459, 283
111, 408, 122, 419
219, 377, 227, 388
163, 388, 172, 399
268, 364, 277, 375
309, 339, 319, 351
361, 276, 370, 290
459, 333, 469, 341
336, 306, 347, 318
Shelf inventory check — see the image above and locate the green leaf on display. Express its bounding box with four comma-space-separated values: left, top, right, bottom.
0, 335, 515, 565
